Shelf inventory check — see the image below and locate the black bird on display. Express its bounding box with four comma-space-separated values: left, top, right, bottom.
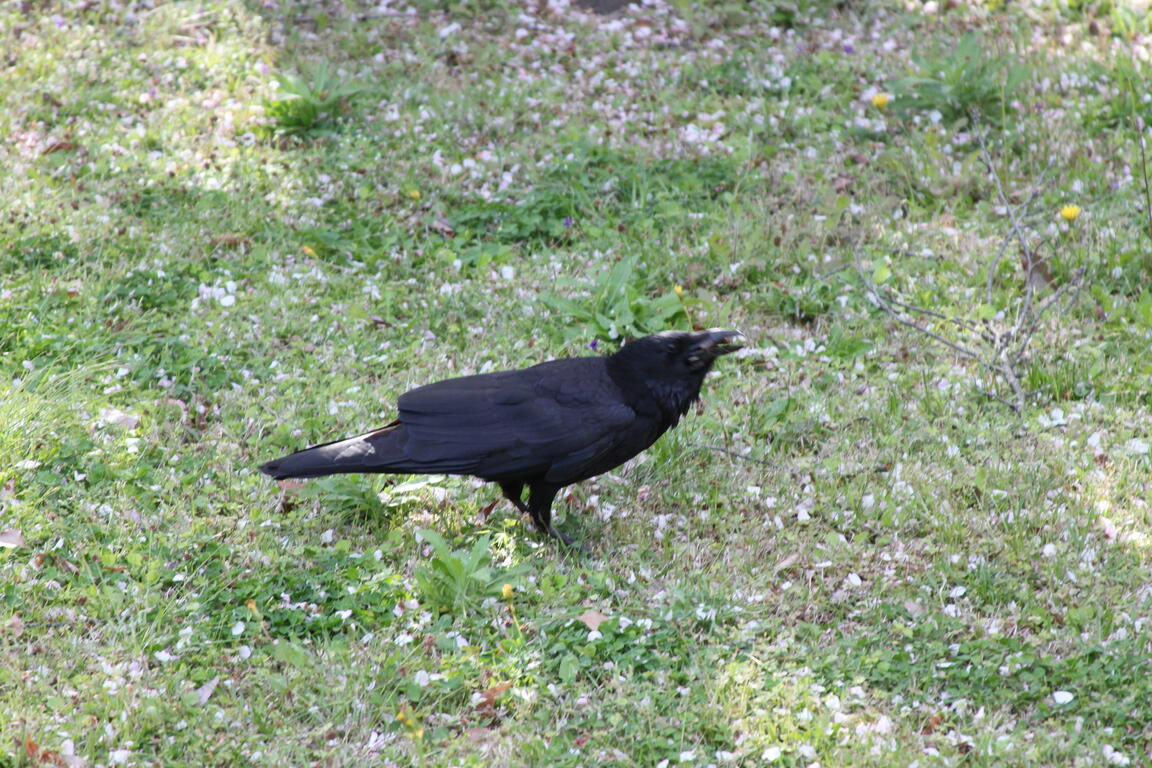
259, 329, 743, 546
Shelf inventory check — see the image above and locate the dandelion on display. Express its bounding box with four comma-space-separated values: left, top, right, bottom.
301, 245, 316, 257
872, 93, 891, 109
502, 583, 514, 600
673, 283, 696, 328
1060, 204, 1081, 222
408, 189, 421, 200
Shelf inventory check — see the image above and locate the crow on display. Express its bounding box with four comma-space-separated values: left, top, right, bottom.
259, 329, 743, 547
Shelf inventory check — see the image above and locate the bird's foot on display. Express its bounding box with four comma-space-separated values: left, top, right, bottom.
549, 525, 591, 555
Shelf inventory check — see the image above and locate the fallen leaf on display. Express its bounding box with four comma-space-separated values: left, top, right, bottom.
211, 233, 251, 248
478, 499, 499, 521
921, 713, 942, 735
196, 676, 220, 706
0, 529, 25, 549
20, 734, 70, 767
773, 553, 800, 571
1021, 254, 1055, 291
429, 216, 456, 238
277, 479, 307, 491
575, 610, 609, 631
903, 600, 926, 618
98, 408, 139, 430
42, 139, 77, 155
475, 681, 512, 714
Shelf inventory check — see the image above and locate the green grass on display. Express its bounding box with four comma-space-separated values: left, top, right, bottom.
2, 1, 1151, 765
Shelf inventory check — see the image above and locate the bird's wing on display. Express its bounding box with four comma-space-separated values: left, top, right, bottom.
396, 359, 637, 481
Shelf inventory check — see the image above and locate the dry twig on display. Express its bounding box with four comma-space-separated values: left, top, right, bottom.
858, 134, 1084, 412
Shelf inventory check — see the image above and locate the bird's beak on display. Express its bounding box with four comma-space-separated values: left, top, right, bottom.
696, 329, 745, 356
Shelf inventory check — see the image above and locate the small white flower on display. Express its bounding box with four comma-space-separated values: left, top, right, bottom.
679, 749, 695, 762
414, 670, 431, 687
1053, 690, 1074, 704
949, 586, 967, 598
110, 750, 131, 764
1103, 744, 1131, 766
587, 630, 602, 642
1125, 438, 1149, 455
231, 621, 245, 636
762, 746, 782, 761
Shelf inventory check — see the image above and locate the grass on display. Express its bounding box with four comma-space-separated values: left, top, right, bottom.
2, 1, 1152, 766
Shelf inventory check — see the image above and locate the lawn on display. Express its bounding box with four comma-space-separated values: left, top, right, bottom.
2, 1, 1151, 765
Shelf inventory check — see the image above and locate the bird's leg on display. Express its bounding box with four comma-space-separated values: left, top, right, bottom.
502, 482, 582, 550
527, 484, 585, 550
499, 481, 530, 516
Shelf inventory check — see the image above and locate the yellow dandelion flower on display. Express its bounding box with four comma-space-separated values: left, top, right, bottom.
502, 583, 514, 600
301, 245, 316, 257
408, 189, 421, 200
872, 93, 891, 110
1060, 205, 1081, 222
674, 284, 684, 298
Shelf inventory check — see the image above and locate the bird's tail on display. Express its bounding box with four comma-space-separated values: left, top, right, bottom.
258, 422, 405, 480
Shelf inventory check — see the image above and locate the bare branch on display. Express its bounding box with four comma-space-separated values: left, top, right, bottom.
686, 444, 785, 470
977, 387, 1022, 412
879, 293, 996, 343
1010, 266, 1087, 368
865, 284, 1000, 373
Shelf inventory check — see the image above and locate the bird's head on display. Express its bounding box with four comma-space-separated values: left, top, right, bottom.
609, 329, 744, 416
628, 328, 744, 371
